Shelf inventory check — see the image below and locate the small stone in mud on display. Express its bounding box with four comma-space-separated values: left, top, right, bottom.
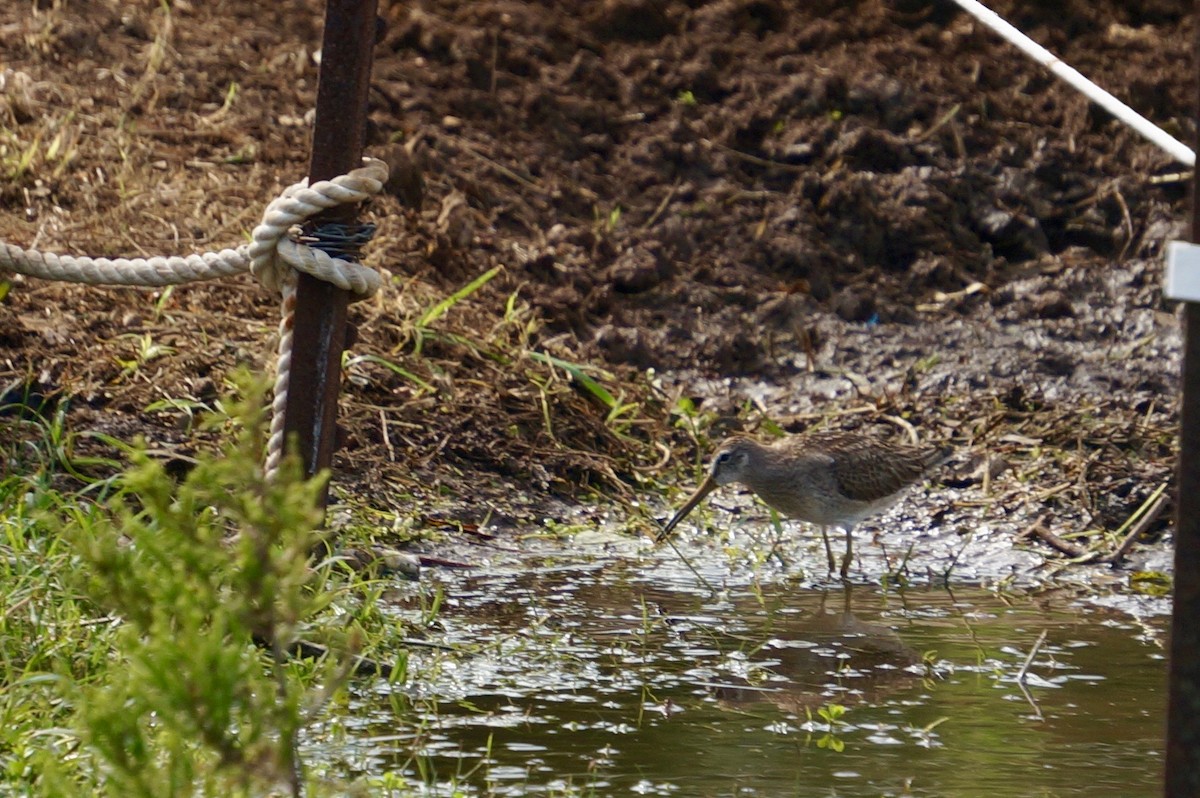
657, 217, 696, 262
971, 197, 1049, 262
833, 286, 877, 323
1032, 290, 1075, 319
709, 328, 766, 374
830, 127, 914, 173
594, 324, 654, 368
546, 223, 569, 245
341, 547, 420, 580
1039, 351, 1077, 377
377, 141, 425, 209
606, 246, 666, 293
942, 453, 1010, 490
587, 0, 676, 41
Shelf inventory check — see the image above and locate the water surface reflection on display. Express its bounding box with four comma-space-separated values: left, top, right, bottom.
323, 545, 1167, 797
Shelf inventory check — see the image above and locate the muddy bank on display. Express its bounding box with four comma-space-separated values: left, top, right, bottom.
0, 1, 1186, 572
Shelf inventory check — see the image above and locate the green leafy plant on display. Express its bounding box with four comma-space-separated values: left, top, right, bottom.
113, 332, 176, 381
807, 703, 847, 753
144, 396, 214, 435
591, 204, 623, 234
56, 375, 356, 797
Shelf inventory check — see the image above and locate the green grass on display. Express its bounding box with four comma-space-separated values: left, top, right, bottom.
0, 376, 427, 796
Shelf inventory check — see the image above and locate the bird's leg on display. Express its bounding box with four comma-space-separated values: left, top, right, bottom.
839, 526, 854, 579
821, 526, 837, 573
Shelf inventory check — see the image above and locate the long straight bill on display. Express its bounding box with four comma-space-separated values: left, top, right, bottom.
656, 475, 717, 542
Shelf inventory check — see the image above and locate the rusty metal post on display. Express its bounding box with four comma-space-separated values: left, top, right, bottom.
283, 0, 378, 510
1164, 3, 1200, 793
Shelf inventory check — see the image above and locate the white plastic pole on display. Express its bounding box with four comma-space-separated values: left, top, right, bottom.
949, 0, 1195, 167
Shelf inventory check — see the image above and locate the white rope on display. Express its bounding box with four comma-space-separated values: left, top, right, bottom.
0, 157, 389, 297
949, 0, 1195, 167
265, 287, 298, 480
0, 245, 251, 286
248, 158, 388, 296
245, 158, 390, 479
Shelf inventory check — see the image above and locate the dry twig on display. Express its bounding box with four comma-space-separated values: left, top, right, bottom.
1017, 630, 1048, 684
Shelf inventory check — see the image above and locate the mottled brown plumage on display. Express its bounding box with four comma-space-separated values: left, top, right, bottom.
658, 432, 950, 577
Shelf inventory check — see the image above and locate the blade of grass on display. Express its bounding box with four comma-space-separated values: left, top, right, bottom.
528, 351, 617, 409
416, 266, 501, 329
344, 353, 436, 394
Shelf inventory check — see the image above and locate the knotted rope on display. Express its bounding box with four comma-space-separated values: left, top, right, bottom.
0, 157, 390, 478
245, 159, 386, 477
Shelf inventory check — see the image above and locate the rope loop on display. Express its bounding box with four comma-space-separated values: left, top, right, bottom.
248, 157, 388, 299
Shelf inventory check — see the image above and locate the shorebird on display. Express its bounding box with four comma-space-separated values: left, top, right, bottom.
657, 431, 950, 578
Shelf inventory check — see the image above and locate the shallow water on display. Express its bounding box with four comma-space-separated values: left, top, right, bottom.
314, 534, 1169, 797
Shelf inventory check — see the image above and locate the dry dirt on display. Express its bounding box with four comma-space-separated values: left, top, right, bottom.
0, 0, 1187, 567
